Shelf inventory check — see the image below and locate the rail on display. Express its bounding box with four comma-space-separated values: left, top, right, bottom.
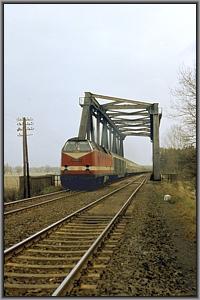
4, 175, 146, 296
4, 190, 67, 206
4, 191, 81, 216
52, 177, 146, 296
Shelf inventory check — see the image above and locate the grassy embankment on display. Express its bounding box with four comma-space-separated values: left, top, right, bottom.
4, 175, 62, 202
155, 180, 196, 241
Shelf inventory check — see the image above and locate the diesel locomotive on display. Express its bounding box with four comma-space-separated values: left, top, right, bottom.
61, 137, 147, 191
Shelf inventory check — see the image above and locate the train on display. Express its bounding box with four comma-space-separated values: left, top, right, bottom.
61, 137, 149, 191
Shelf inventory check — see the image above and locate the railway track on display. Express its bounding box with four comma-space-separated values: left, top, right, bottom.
4, 175, 146, 296
4, 190, 81, 216
4, 176, 137, 216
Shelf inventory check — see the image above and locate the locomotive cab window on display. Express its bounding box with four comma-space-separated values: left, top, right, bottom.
78, 141, 92, 151
63, 141, 76, 152
63, 141, 92, 152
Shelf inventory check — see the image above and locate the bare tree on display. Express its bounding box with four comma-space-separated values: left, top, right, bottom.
170, 64, 196, 147
164, 124, 189, 149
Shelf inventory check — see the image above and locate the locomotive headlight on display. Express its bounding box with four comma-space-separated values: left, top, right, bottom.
85, 165, 90, 171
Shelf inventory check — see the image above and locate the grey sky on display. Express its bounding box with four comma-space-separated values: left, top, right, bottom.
4, 4, 196, 167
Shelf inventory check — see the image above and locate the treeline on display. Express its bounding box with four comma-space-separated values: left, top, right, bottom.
160, 146, 196, 181
162, 64, 196, 188
4, 164, 60, 175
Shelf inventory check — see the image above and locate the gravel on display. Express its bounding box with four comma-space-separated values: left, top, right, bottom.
4, 178, 134, 249
95, 181, 197, 297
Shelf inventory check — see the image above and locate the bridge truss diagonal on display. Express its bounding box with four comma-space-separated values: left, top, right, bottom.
78, 92, 162, 180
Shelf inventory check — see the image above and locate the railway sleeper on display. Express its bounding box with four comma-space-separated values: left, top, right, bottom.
6, 257, 81, 265
5, 275, 66, 286
58, 228, 106, 233
40, 238, 95, 245
27, 249, 86, 254
54, 231, 103, 236
33, 243, 92, 249
4, 282, 59, 290
5, 262, 75, 269
68, 229, 127, 296
4, 272, 67, 278
13, 255, 83, 262
46, 234, 97, 240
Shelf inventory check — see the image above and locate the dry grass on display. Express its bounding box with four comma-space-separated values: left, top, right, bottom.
4, 176, 20, 202
4, 189, 19, 202
160, 180, 196, 241
4, 175, 62, 202
4, 176, 19, 190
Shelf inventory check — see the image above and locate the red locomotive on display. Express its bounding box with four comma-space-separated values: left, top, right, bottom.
61, 137, 147, 191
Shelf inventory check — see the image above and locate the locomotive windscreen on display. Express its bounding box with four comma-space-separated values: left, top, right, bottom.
63, 140, 92, 152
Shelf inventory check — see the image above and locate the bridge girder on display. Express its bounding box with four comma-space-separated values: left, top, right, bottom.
78, 92, 162, 180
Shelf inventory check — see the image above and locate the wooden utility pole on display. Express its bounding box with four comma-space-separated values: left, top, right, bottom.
22, 119, 27, 198
17, 117, 34, 198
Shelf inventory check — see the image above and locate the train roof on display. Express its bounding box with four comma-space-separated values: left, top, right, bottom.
67, 137, 87, 142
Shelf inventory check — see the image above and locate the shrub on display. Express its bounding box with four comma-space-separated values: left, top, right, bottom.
4, 188, 19, 202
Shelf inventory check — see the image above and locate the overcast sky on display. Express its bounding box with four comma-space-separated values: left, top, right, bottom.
4, 3, 196, 167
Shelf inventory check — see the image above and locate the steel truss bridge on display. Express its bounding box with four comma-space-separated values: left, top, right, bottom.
78, 92, 162, 180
